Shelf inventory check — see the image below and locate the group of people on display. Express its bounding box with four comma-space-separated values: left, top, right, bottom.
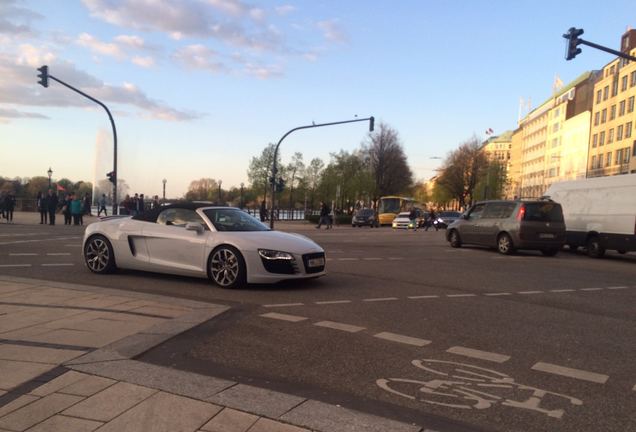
36, 190, 92, 226
0, 192, 17, 223
408, 207, 440, 232
120, 193, 160, 216
316, 201, 334, 229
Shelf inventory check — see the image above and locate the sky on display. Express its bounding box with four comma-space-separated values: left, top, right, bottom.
0, 0, 633, 198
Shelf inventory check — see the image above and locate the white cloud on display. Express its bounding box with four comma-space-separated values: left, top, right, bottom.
172, 44, 226, 73
0, 107, 49, 123
275, 5, 295, 16
0, 1, 42, 37
77, 33, 126, 59
114, 34, 145, 49
317, 19, 348, 43
131, 55, 155, 67
243, 62, 283, 79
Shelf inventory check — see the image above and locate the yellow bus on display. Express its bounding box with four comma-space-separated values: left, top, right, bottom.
377, 196, 415, 225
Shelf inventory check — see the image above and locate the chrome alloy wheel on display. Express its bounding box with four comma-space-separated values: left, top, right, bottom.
85, 237, 112, 273
210, 247, 240, 287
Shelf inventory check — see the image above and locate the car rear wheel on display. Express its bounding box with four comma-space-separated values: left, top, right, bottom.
617, 250, 627, 255
541, 248, 559, 257
586, 236, 605, 258
449, 230, 462, 248
208, 245, 246, 288
497, 233, 515, 255
84, 235, 116, 274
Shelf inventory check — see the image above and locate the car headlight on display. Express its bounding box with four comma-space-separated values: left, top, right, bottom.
258, 249, 295, 260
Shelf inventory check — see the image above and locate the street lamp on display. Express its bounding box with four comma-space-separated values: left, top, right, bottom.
218, 180, 222, 204
240, 182, 244, 209
162, 179, 167, 200
47, 167, 53, 188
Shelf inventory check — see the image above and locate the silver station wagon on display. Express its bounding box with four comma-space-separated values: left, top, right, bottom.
445, 200, 566, 256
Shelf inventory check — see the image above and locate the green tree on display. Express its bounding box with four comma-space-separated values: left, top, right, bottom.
364, 122, 413, 198
305, 157, 324, 210
247, 143, 280, 202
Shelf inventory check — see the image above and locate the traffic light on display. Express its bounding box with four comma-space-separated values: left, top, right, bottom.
275, 177, 285, 192
37, 65, 49, 88
106, 171, 115, 184
563, 27, 584, 61
369, 116, 375, 132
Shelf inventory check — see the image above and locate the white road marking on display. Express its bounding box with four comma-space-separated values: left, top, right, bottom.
374, 332, 431, 347
484, 292, 511, 296
531, 361, 609, 384
0, 264, 32, 268
362, 257, 382, 261
446, 294, 476, 298
46, 253, 71, 256
363, 297, 399, 302
41, 263, 75, 267
9, 253, 38, 256
518, 290, 544, 295
408, 295, 440, 299
263, 303, 304, 308
0, 236, 80, 246
550, 289, 575, 293
337, 258, 359, 261
314, 321, 365, 333
607, 286, 628, 290
260, 312, 308, 322
315, 300, 351, 305
580, 288, 604, 291
326, 258, 334, 261
447, 346, 511, 363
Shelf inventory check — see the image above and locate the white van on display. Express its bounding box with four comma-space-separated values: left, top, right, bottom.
544, 174, 636, 257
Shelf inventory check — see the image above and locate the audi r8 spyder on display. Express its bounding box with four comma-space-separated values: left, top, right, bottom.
82, 203, 326, 288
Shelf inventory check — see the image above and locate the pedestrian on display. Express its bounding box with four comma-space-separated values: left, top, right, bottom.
0, 191, 5, 221
152, 195, 159, 210
37, 191, 48, 224
425, 208, 439, 231
121, 195, 131, 215
137, 194, 145, 214
316, 201, 330, 229
5, 193, 15, 223
131, 193, 139, 216
46, 189, 58, 225
83, 194, 92, 216
97, 193, 107, 217
62, 194, 72, 225
260, 200, 267, 222
408, 206, 418, 232
71, 194, 83, 225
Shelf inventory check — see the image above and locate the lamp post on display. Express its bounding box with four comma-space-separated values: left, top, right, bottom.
218, 180, 222, 204
162, 179, 167, 200
240, 182, 244, 209
47, 167, 53, 189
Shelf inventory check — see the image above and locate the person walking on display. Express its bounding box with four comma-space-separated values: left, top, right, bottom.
5, 193, 15, 223
425, 209, 439, 231
37, 191, 48, 224
71, 194, 83, 225
46, 189, 58, 225
0, 191, 6, 221
152, 195, 159, 210
408, 206, 418, 232
83, 194, 92, 217
137, 194, 145, 214
260, 200, 267, 222
62, 194, 72, 225
97, 194, 107, 217
316, 201, 330, 229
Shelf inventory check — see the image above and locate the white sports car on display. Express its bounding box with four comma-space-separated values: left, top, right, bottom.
82, 203, 326, 288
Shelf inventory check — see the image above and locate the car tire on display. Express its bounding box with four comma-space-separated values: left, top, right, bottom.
449, 230, 462, 248
586, 236, 605, 258
208, 245, 247, 289
84, 235, 116, 274
617, 249, 627, 255
497, 233, 515, 255
541, 248, 559, 257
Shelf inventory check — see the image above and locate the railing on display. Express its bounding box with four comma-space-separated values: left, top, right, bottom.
587, 163, 630, 177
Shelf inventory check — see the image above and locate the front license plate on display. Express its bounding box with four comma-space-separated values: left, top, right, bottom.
539, 233, 555, 239
308, 257, 325, 267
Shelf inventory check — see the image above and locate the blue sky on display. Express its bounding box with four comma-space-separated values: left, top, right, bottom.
0, 0, 633, 197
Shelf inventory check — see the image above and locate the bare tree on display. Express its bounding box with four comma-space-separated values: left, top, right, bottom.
305, 158, 324, 210
436, 136, 488, 208
285, 152, 305, 211
364, 122, 413, 199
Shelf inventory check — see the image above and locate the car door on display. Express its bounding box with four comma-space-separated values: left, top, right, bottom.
459, 204, 486, 243
142, 208, 209, 274
475, 203, 505, 246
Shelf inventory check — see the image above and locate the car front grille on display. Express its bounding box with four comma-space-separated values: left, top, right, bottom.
260, 257, 300, 274
302, 252, 326, 274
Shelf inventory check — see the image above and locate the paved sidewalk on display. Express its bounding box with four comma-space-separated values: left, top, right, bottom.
0, 275, 428, 432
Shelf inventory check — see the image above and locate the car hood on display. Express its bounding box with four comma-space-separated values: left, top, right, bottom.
219, 230, 324, 254
393, 217, 411, 222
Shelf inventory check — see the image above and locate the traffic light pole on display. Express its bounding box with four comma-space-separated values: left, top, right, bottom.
269, 116, 374, 230
43, 73, 119, 215
577, 39, 636, 62
563, 28, 636, 62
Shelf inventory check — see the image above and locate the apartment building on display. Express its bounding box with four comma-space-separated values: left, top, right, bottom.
519, 99, 552, 198
588, 29, 636, 177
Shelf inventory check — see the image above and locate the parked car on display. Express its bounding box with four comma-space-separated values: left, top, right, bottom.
544, 173, 636, 257
392, 209, 426, 229
437, 211, 462, 229
83, 203, 326, 288
445, 200, 566, 255
351, 208, 379, 227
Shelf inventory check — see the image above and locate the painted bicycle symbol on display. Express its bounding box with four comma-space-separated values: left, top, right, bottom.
377, 359, 583, 419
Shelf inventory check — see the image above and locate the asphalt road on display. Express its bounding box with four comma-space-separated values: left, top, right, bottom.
1, 220, 635, 431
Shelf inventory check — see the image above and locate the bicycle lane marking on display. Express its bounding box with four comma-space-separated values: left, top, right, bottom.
531, 362, 609, 384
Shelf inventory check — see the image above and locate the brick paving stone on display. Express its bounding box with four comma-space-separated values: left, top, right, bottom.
200, 408, 259, 432
0, 344, 86, 364
58, 376, 116, 397
0, 360, 56, 391
0, 393, 83, 431
29, 371, 88, 397
208, 385, 305, 419
24, 415, 103, 432
247, 418, 311, 432
94, 391, 221, 432
63, 382, 157, 422
0, 395, 39, 418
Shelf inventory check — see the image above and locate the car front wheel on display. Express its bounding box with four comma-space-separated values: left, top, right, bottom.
208, 245, 246, 288
586, 236, 605, 258
449, 230, 462, 248
497, 233, 515, 255
84, 235, 116, 274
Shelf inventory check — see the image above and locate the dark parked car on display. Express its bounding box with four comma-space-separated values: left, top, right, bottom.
351, 208, 379, 227
437, 211, 462, 229
445, 200, 566, 256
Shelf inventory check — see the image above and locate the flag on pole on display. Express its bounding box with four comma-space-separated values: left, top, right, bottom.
56, 184, 66, 192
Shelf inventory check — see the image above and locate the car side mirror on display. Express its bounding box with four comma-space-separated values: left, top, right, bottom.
185, 222, 204, 234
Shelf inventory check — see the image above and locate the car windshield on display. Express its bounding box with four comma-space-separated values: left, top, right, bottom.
202, 208, 270, 232
397, 212, 411, 218
523, 202, 564, 222
357, 209, 374, 216
440, 211, 461, 218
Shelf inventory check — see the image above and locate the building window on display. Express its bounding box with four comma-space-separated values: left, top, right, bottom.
599, 131, 606, 145
617, 124, 624, 140
603, 85, 609, 100
633, 142, 636, 157
591, 155, 596, 168
592, 134, 598, 147
552, 123, 559, 133
610, 104, 616, 120
616, 149, 622, 164
625, 148, 631, 163
601, 108, 607, 123
608, 128, 614, 143
594, 112, 600, 125
610, 65, 615, 75
612, 80, 618, 97
619, 100, 626, 116
622, 75, 628, 91
606, 152, 612, 167
627, 122, 633, 138
598, 153, 604, 167
596, 89, 602, 103
631, 71, 636, 87
629, 96, 635, 113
